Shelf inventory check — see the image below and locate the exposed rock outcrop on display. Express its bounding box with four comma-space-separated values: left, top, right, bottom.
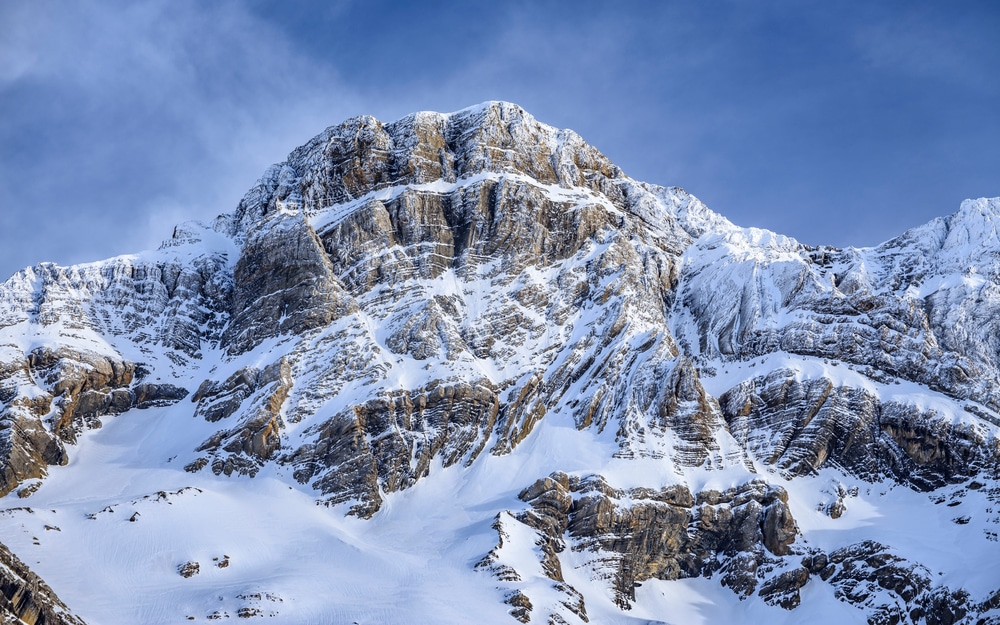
1, 103, 999, 625
286, 379, 499, 517
190, 358, 293, 477
221, 211, 357, 356
0, 347, 188, 498
484, 472, 798, 611
0, 539, 86, 625
720, 369, 1000, 490
818, 541, 984, 625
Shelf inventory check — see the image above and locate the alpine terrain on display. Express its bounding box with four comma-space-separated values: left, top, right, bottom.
0, 101, 998, 625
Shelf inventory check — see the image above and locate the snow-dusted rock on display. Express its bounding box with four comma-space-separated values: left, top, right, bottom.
719, 368, 1000, 490
0, 102, 998, 624
0, 538, 86, 625
502, 473, 797, 611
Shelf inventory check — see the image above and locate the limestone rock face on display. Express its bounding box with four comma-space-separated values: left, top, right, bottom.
0, 246, 232, 362
814, 541, 990, 625
286, 379, 499, 517
1, 103, 999, 624
0, 346, 188, 498
720, 369, 1000, 490
205, 102, 748, 518
0, 539, 86, 625
221, 211, 357, 355
491, 473, 798, 611
0, 222, 229, 502
674, 203, 1000, 418
190, 358, 293, 477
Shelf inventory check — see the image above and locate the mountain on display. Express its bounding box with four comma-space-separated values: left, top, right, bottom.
0, 101, 998, 625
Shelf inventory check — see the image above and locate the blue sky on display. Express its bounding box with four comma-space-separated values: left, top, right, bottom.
1, 1, 998, 279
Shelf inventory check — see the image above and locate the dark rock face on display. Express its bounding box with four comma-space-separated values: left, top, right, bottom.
190, 358, 293, 477
0, 347, 188, 498
132, 383, 189, 409
0, 375, 68, 500
27, 347, 136, 442
286, 380, 499, 517
484, 471, 995, 624
500, 472, 797, 610
0, 539, 86, 625
720, 369, 1000, 490
484, 475, 1000, 624
221, 211, 357, 356
816, 541, 986, 625
757, 566, 810, 609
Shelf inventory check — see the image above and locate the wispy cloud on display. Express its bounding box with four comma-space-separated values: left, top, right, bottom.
0, 0, 361, 275
853, 5, 998, 91
1, 1, 997, 276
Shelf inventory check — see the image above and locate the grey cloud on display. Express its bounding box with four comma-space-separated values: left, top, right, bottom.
0, 0, 361, 277
1, 0, 997, 277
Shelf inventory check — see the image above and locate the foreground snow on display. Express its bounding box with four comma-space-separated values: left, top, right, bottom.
2, 386, 996, 623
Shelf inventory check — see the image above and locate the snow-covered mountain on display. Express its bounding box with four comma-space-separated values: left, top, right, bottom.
0, 102, 998, 625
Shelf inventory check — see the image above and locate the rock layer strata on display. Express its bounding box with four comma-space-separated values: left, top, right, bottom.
0, 103, 998, 623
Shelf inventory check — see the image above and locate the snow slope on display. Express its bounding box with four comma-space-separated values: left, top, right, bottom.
0, 102, 998, 624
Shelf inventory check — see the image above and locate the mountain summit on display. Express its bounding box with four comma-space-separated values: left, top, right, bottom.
0, 102, 998, 624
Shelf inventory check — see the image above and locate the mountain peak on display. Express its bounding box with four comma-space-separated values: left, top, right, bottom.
432, 99, 533, 123
942, 196, 1000, 256
956, 196, 1000, 217
1, 104, 999, 625
227, 104, 724, 245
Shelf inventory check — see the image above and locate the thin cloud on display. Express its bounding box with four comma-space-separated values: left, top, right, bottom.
0, 1, 361, 276
1, 1, 997, 276
854, 6, 999, 91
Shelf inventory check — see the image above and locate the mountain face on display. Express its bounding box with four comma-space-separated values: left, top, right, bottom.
0, 102, 998, 625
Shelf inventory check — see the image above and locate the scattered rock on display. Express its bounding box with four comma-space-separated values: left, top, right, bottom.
758, 567, 810, 609
184, 457, 209, 473
0, 538, 88, 624
505, 590, 532, 623
493, 473, 798, 609
178, 562, 200, 578
16, 481, 41, 499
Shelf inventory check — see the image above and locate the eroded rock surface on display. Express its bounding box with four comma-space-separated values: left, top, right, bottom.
286, 379, 499, 517
481, 472, 798, 613
815, 541, 992, 625
720, 369, 1000, 490
0, 346, 187, 498
0, 539, 86, 625
190, 358, 293, 477
0, 103, 999, 624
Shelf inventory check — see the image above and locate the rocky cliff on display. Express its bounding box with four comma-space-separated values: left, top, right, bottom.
0, 102, 997, 625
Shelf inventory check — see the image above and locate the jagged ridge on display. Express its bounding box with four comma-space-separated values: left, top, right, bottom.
0, 102, 997, 624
